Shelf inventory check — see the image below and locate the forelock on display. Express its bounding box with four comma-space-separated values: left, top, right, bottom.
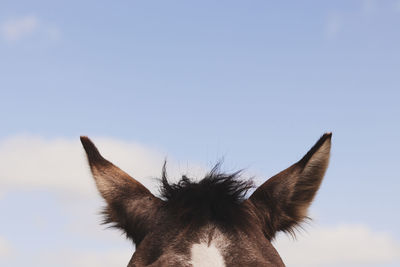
159, 163, 254, 228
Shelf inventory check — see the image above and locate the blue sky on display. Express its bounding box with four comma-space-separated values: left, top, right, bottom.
1, 1, 400, 266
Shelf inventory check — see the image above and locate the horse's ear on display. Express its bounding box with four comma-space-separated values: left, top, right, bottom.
248, 133, 332, 240
80, 136, 162, 244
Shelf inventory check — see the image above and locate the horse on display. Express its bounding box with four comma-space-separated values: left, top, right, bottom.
80, 133, 331, 266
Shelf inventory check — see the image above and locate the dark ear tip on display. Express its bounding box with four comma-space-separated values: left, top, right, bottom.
315, 132, 332, 148
80, 135, 89, 143
80, 136, 94, 151
322, 132, 332, 141
80, 136, 105, 163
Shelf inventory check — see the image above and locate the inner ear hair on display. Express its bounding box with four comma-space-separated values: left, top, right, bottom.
80, 136, 162, 244
248, 133, 332, 239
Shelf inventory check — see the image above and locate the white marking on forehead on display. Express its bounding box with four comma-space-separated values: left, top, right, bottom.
190, 242, 225, 267
190, 226, 227, 267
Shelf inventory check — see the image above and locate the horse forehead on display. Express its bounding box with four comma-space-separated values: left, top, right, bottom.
189, 226, 228, 267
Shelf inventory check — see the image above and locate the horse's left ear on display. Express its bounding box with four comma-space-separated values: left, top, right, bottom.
248, 133, 332, 240
80, 136, 162, 244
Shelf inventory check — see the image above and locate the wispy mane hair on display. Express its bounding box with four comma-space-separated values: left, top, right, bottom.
160, 162, 254, 228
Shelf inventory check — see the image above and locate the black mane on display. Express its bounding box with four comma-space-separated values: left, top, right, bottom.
160, 163, 254, 228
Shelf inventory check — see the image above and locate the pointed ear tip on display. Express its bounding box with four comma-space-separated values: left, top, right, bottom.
79, 136, 106, 164
79, 136, 99, 154
80, 136, 93, 147
322, 132, 332, 141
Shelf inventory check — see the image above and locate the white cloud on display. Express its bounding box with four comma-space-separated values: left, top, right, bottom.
274, 224, 400, 266
1, 15, 39, 42
0, 135, 206, 197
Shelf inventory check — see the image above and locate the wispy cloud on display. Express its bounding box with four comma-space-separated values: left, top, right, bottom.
0, 15, 61, 43
0, 15, 39, 42
0, 135, 206, 197
274, 224, 400, 266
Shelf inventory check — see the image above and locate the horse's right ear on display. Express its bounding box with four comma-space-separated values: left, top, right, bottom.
248, 133, 332, 240
80, 136, 162, 244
